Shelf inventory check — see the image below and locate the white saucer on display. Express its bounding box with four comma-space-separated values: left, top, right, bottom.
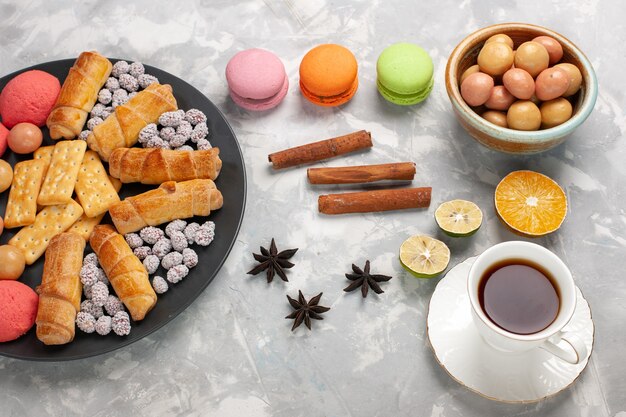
427, 257, 594, 403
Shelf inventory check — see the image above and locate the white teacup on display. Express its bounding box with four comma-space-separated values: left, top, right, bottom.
467, 241, 587, 364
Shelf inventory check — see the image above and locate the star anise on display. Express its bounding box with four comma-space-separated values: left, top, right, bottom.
285, 290, 330, 331
247, 238, 298, 283
344, 260, 392, 298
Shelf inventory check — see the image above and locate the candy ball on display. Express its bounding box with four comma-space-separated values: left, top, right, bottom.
0, 245, 26, 280
502, 68, 535, 100
507, 100, 541, 131
485, 33, 514, 49
460, 65, 480, 85
485, 86, 515, 111
514, 41, 549, 78
461, 72, 494, 106
7, 123, 43, 154
540, 98, 573, 128
477, 41, 514, 76
532, 36, 564, 65
482, 110, 508, 128
535, 67, 570, 101
0, 159, 12, 193
555, 63, 582, 97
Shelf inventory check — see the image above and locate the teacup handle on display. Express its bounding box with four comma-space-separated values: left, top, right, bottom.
539, 331, 588, 365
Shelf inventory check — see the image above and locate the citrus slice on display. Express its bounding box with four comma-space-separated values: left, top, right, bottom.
494, 170, 567, 237
435, 199, 483, 237
399, 235, 450, 278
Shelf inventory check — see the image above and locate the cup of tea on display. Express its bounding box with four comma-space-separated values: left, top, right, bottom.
467, 241, 587, 364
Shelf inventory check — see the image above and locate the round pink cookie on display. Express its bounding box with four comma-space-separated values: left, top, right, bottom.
0, 70, 61, 128
0, 122, 8, 158
0, 280, 39, 343
226, 48, 289, 111
228, 76, 289, 111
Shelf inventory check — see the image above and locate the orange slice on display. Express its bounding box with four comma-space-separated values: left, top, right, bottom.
494, 170, 567, 237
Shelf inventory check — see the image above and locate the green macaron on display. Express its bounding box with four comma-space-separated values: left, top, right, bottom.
376, 42, 434, 105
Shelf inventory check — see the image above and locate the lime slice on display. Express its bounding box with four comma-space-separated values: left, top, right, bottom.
435, 199, 483, 237
399, 235, 450, 278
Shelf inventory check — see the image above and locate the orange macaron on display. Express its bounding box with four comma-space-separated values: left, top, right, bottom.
299, 44, 358, 107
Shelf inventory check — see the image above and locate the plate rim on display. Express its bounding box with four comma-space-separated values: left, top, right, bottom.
0, 57, 247, 361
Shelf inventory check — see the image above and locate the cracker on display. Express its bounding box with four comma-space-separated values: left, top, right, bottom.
69, 176, 123, 241
33, 145, 55, 177
75, 150, 120, 217
3, 159, 47, 228
37, 140, 87, 206
34, 146, 56, 213
8, 200, 84, 265
108, 175, 122, 192
67, 213, 106, 241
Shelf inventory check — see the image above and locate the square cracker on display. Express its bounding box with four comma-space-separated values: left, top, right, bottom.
69, 176, 122, 240
68, 213, 106, 241
33, 145, 55, 177
3, 159, 47, 228
109, 176, 122, 192
8, 199, 84, 265
34, 146, 56, 212
75, 150, 121, 217
37, 140, 87, 206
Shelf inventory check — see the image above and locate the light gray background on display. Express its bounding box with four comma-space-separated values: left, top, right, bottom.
1, 0, 624, 416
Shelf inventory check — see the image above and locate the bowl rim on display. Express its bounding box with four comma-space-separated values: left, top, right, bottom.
445, 22, 598, 144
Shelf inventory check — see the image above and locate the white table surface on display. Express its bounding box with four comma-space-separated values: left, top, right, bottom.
1, 0, 625, 416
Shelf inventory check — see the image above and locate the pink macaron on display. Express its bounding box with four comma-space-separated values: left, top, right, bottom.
226, 48, 289, 111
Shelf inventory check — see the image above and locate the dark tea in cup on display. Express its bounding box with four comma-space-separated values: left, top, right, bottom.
478, 259, 560, 335
469, 242, 585, 364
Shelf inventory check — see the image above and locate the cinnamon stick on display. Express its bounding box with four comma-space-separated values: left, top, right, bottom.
308, 162, 416, 184
268, 130, 372, 169
319, 187, 431, 215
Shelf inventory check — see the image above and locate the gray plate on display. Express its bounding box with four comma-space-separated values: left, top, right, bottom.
0, 58, 246, 361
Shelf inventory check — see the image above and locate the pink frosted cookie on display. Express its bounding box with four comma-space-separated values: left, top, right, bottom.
0, 122, 8, 157
0, 281, 38, 342
225, 48, 289, 111
0, 70, 60, 128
